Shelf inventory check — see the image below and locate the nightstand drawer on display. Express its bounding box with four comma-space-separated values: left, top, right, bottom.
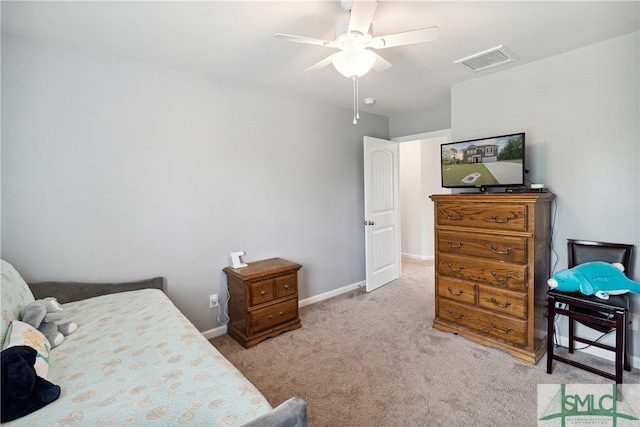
437, 277, 476, 305
438, 230, 527, 264
436, 202, 527, 232
478, 285, 527, 319
250, 299, 298, 334
438, 299, 526, 346
249, 279, 274, 306
275, 273, 297, 298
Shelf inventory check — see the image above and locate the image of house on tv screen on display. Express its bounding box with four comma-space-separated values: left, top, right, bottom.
441, 133, 524, 188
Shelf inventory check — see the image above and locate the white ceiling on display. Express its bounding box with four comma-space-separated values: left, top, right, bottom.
2, 1, 639, 117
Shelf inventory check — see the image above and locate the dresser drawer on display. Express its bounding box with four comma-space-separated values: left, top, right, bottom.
249, 279, 274, 306
275, 273, 297, 299
436, 202, 527, 232
438, 231, 527, 264
437, 277, 476, 305
250, 299, 298, 334
478, 285, 527, 319
438, 299, 526, 346
438, 254, 527, 292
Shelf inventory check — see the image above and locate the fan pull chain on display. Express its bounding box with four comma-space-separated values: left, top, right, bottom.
356, 77, 360, 121
352, 76, 357, 124
352, 76, 360, 125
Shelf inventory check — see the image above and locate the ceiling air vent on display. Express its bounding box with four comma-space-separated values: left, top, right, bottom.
454, 45, 518, 72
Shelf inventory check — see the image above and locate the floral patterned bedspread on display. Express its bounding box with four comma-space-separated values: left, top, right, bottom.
3, 287, 272, 426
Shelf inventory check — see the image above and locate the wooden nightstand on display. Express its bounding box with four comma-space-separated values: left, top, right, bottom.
223, 258, 302, 348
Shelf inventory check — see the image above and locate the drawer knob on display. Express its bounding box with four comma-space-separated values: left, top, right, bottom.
490, 297, 512, 308
279, 311, 284, 316
491, 215, 512, 223
491, 272, 512, 282
447, 309, 464, 320
446, 212, 464, 221
447, 262, 464, 272
491, 322, 512, 334
260, 290, 267, 296
491, 245, 512, 255
268, 315, 273, 319
447, 287, 464, 296
447, 240, 463, 249
284, 285, 289, 290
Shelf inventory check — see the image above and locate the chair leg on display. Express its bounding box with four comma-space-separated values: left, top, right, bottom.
568, 307, 575, 354
615, 312, 624, 383
547, 296, 555, 374
624, 311, 631, 372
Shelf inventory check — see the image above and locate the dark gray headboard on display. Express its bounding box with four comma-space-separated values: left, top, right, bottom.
28, 276, 164, 303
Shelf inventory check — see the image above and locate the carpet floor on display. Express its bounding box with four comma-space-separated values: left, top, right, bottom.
211, 257, 639, 426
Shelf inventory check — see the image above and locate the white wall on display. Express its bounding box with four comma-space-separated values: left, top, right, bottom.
398, 130, 450, 259
451, 31, 639, 279
399, 141, 422, 257
1, 34, 389, 332
450, 32, 640, 361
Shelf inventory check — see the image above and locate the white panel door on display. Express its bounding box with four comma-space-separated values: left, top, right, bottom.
364, 136, 400, 292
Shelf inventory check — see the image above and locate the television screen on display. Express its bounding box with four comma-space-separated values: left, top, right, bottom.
441, 132, 525, 189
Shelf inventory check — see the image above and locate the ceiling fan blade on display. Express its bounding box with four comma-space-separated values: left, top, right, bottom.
372, 53, 392, 72
370, 26, 439, 49
348, 0, 378, 36
305, 55, 334, 72
274, 33, 338, 48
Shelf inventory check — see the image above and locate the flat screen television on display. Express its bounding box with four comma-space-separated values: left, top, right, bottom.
440, 132, 525, 190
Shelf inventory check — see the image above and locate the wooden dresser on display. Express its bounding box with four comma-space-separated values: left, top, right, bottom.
429, 193, 553, 364
224, 258, 302, 348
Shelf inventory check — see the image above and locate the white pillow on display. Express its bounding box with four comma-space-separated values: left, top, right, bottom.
2, 320, 51, 378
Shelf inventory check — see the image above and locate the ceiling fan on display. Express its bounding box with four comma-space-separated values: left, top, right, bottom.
274, 0, 439, 123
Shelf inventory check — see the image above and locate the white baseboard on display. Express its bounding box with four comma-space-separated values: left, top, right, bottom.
202, 325, 227, 340
298, 280, 364, 307
202, 280, 365, 339
552, 333, 640, 369
401, 253, 434, 261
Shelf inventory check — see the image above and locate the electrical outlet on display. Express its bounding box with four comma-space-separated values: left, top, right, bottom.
209, 294, 219, 308
630, 313, 640, 331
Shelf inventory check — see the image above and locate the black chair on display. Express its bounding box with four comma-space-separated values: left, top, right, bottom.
547, 239, 634, 383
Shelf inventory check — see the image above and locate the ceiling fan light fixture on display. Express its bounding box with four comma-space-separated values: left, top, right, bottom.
332, 49, 376, 78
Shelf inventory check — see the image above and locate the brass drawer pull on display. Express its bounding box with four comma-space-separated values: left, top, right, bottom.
491, 322, 512, 334
447, 212, 464, 220
260, 290, 267, 296
491, 215, 512, 223
447, 287, 464, 296
490, 297, 511, 308
491, 245, 512, 255
447, 240, 463, 248
268, 311, 284, 320
447, 262, 464, 272
491, 272, 512, 282
447, 309, 464, 320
